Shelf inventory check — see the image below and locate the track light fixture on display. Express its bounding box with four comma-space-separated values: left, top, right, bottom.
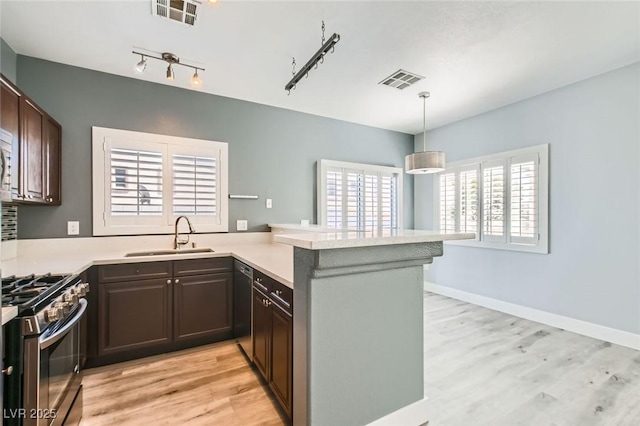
132, 50, 205, 87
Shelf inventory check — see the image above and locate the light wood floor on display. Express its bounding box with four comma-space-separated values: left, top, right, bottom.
80, 292, 640, 426
423, 292, 640, 426
79, 342, 286, 426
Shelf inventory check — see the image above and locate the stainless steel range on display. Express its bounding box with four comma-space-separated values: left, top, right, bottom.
2, 274, 89, 426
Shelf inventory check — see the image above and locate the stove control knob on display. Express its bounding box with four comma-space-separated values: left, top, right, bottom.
76, 283, 89, 297
64, 292, 78, 304
58, 302, 70, 316
44, 306, 59, 323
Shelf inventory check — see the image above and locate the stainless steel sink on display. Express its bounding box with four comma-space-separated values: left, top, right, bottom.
124, 248, 215, 257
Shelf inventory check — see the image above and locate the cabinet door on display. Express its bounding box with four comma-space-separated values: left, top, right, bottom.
270, 304, 293, 417
252, 287, 270, 380
21, 98, 45, 202
0, 77, 21, 197
98, 279, 172, 356
44, 116, 61, 204
173, 272, 233, 342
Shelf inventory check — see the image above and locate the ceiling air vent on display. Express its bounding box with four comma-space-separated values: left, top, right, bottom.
152, 0, 200, 26
379, 69, 424, 90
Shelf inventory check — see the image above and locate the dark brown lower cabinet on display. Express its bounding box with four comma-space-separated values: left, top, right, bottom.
270, 303, 293, 416
91, 259, 233, 365
252, 284, 293, 418
174, 272, 233, 342
252, 288, 271, 378
98, 278, 172, 356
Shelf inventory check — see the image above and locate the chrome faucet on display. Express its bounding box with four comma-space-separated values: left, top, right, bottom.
174, 216, 195, 250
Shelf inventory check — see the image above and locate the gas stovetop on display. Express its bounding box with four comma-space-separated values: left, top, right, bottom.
2, 273, 89, 335
2, 273, 75, 313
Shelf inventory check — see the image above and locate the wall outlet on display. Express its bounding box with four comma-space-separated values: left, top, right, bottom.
266, 198, 272, 209
236, 220, 248, 231
67, 221, 80, 235
300, 219, 310, 227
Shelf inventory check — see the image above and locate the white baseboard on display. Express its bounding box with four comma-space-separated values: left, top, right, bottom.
366, 397, 430, 426
425, 282, 640, 351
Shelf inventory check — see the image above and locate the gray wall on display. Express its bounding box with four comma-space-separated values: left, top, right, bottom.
15, 56, 414, 238
0, 38, 17, 83
414, 62, 640, 334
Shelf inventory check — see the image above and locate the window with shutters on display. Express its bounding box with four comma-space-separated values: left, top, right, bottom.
318, 160, 403, 232
92, 127, 228, 236
434, 144, 548, 253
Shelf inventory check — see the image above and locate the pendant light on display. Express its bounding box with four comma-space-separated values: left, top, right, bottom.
405, 92, 445, 174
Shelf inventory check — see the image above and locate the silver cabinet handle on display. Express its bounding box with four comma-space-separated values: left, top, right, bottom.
175, 279, 180, 284
166, 279, 172, 285
2, 366, 13, 376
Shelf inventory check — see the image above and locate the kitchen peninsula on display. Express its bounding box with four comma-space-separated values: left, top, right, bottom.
2, 229, 472, 425
273, 229, 474, 426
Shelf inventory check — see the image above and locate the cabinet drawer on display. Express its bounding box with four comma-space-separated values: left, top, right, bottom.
253, 270, 272, 295
173, 257, 232, 277
98, 262, 172, 283
270, 280, 293, 316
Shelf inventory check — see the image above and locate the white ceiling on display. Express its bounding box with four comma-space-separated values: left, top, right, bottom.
1, 1, 638, 134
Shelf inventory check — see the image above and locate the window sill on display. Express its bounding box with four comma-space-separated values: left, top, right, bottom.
444, 238, 549, 254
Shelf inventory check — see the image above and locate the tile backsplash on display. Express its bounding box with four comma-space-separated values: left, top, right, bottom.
1, 204, 17, 241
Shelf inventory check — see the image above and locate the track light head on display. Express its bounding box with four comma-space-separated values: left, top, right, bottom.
191, 69, 202, 88
166, 64, 175, 80
135, 56, 147, 73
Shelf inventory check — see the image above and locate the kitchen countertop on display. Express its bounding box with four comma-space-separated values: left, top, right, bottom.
2, 306, 18, 326
2, 241, 294, 288
274, 229, 476, 250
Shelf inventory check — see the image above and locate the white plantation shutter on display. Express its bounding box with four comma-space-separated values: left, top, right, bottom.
459, 166, 479, 236
93, 127, 228, 236
346, 172, 364, 230
319, 160, 402, 232
172, 154, 217, 216
510, 154, 538, 244
110, 148, 163, 216
364, 174, 379, 231
439, 172, 456, 233
380, 175, 398, 229
432, 144, 548, 253
482, 160, 506, 242
325, 169, 342, 229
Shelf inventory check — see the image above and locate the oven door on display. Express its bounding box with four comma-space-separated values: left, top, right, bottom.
23, 299, 87, 426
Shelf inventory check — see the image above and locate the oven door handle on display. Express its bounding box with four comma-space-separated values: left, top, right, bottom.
39, 299, 87, 350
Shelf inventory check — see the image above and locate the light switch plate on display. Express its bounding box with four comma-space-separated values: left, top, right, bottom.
67, 221, 80, 235
266, 198, 272, 209
237, 220, 248, 231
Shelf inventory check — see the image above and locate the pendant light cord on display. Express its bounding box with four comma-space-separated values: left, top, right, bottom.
422, 94, 427, 151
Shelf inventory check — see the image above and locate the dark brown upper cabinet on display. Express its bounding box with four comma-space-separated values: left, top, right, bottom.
0, 73, 62, 205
